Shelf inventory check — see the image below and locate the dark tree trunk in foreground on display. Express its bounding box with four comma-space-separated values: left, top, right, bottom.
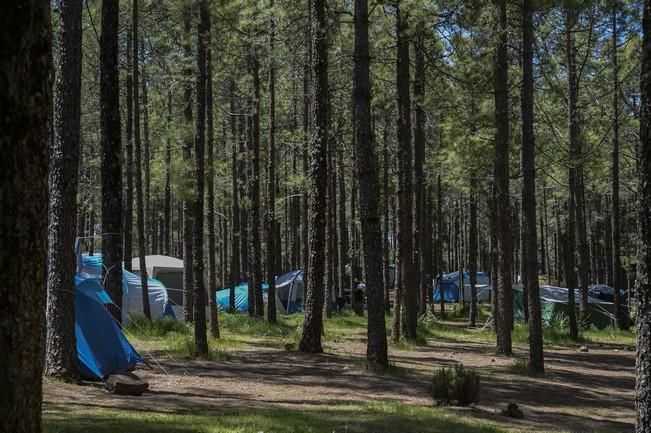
299, 0, 329, 353
0, 3, 51, 432
354, 0, 388, 370
395, 1, 417, 341
101, 0, 124, 323
267, 0, 278, 323
124, 30, 134, 272
46, 0, 82, 382
193, 0, 209, 357
207, 23, 219, 339
247, 47, 264, 318
182, 6, 195, 322
133, 0, 150, 320
494, 0, 512, 355
611, 0, 625, 329
522, 0, 544, 374
636, 2, 651, 431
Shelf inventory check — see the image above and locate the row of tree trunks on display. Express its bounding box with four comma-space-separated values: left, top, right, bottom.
266, 0, 278, 323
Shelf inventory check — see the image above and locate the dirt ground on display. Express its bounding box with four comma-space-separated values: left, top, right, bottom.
43, 322, 635, 433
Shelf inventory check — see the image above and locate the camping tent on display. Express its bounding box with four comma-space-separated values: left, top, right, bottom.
511, 284, 620, 329
74, 278, 143, 379
588, 284, 627, 303
216, 269, 335, 314
78, 254, 175, 323
433, 271, 491, 303
216, 281, 270, 313
131, 255, 184, 307
275, 270, 304, 313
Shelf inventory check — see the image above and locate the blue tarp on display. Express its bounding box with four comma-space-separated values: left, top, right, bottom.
216, 281, 269, 312
433, 271, 491, 303
74, 278, 143, 379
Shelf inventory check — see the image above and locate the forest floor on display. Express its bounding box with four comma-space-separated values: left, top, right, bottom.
42, 309, 636, 433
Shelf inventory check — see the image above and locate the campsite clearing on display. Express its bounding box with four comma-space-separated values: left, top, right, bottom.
43, 312, 634, 433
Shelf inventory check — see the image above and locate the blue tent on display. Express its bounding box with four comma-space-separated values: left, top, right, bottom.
216, 281, 270, 312
78, 254, 176, 323
433, 271, 491, 303
75, 278, 143, 379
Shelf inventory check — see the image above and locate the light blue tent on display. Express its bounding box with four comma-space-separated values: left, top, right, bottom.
74, 278, 143, 379
216, 281, 270, 312
78, 254, 175, 323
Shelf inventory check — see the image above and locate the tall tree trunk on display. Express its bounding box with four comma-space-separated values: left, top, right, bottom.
193, 0, 209, 357
382, 120, 391, 314
636, 5, 651, 431
299, 0, 329, 353
133, 0, 150, 320
611, 0, 626, 329
565, 5, 581, 338
0, 4, 51, 431
182, 5, 195, 322
565, 5, 590, 325
338, 150, 349, 301
395, 1, 417, 340
267, 0, 278, 323
101, 0, 124, 323
141, 69, 151, 252
164, 89, 172, 256
46, 0, 81, 382
522, 0, 544, 374
354, 0, 388, 370
494, 0, 512, 355
469, 181, 478, 327
229, 86, 240, 312
438, 175, 445, 317
206, 12, 219, 339
247, 47, 264, 318
124, 30, 134, 272
302, 44, 310, 275
414, 34, 427, 317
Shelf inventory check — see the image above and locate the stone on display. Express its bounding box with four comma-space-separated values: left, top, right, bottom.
579, 345, 589, 352
500, 403, 525, 419
105, 372, 149, 396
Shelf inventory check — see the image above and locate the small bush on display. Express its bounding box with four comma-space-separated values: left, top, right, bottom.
430, 364, 480, 406
508, 358, 529, 375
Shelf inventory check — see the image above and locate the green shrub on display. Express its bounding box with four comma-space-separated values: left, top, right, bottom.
430, 364, 480, 406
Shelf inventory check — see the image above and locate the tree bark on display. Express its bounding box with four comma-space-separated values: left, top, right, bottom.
229, 85, 240, 312
414, 34, 427, 317
522, 0, 544, 374
636, 3, 651, 432
182, 5, 195, 322
494, 0, 513, 355
354, 0, 388, 370
267, 0, 278, 323
206, 7, 219, 339
247, 46, 264, 318
46, 0, 82, 382
299, 0, 329, 353
611, 0, 626, 329
124, 29, 134, 273
193, 0, 209, 357
395, 2, 417, 341
0, 5, 51, 432
132, 0, 150, 320
101, 0, 124, 323
469, 182, 478, 327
